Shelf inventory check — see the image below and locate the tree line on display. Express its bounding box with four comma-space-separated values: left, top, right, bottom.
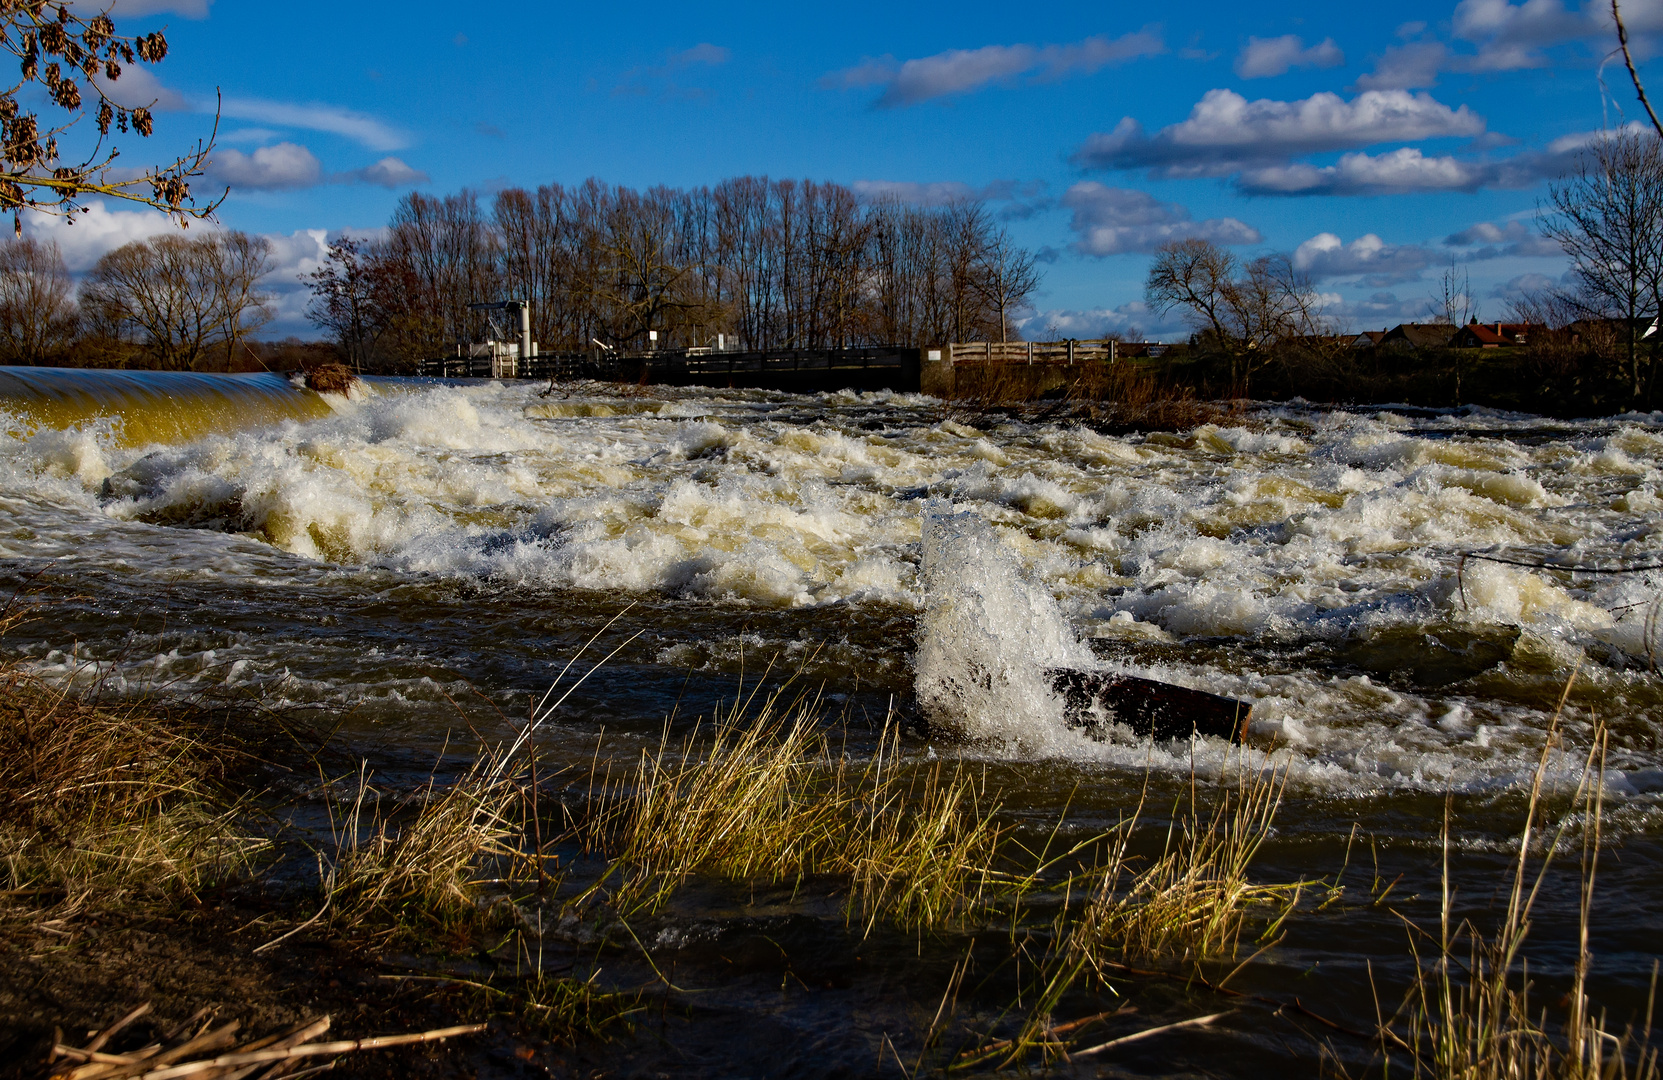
306, 178, 1042, 372
0, 232, 273, 369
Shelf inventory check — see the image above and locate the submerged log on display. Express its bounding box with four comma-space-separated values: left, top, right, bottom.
1048, 669, 1250, 744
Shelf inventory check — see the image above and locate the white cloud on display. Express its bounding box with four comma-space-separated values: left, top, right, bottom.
1452, 0, 1592, 63
1073, 88, 1485, 175
1062, 182, 1261, 255
21, 203, 194, 272
1292, 232, 1439, 283
1352, 41, 1450, 90
1016, 300, 1188, 341
91, 63, 189, 112
207, 142, 322, 191
1354, 0, 1658, 90
1320, 289, 1442, 331
1237, 147, 1492, 194
219, 98, 407, 151
221, 127, 286, 144
1234, 35, 1345, 79
824, 29, 1164, 107
1444, 219, 1565, 257
334, 157, 429, 189
1491, 270, 1561, 300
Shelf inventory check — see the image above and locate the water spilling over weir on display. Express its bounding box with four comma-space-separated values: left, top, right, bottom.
0, 368, 1658, 1076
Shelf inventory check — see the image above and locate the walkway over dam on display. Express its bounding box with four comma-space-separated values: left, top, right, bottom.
417, 339, 1127, 395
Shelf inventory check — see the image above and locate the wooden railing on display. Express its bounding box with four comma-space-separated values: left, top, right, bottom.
942, 340, 1117, 365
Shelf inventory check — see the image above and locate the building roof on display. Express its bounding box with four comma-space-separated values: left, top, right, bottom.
1381, 323, 1457, 349
1449, 321, 1544, 347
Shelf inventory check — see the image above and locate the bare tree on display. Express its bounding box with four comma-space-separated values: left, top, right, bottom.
1540, 131, 1663, 400
975, 228, 1041, 342
1428, 259, 1474, 325
1146, 239, 1328, 395
80, 231, 272, 370
0, 236, 75, 362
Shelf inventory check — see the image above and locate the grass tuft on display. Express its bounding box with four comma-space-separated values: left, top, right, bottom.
0, 669, 262, 907
319, 750, 523, 943
571, 688, 1008, 932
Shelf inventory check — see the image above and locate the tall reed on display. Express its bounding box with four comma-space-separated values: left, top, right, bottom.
1375, 719, 1658, 1080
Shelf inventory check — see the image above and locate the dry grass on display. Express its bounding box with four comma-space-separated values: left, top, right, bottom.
985, 751, 1302, 1068
569, 688, 1009, 932
0, 669, 263, 908
1370, 713, 1659, 1080
314, 750, 525, 944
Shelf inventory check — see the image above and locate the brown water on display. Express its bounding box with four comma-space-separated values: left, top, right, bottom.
0, 368, 1657, 1076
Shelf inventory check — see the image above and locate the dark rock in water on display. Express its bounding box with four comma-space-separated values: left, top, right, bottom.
300, 363, 359, 395
1048, 668, 1250, 743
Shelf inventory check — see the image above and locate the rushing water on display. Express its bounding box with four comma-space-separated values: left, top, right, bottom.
1, 368, 1659, 1076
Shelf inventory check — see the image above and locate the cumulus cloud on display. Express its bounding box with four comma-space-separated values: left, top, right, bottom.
1234, 35, 1345, 78
1444, 219, 1565, 257
1236, 147, 1494, 195
334, 156, 428, 188
219, 98, 407, 151
1062, 182, 1261, 256
1353, 0, 1658, 91
205, 142, 322, 191
21, 203, 191, 272
204, 143, 426, 193
1352, 41, 1451, 90
823, 29, 1164, 107
1072, 88, 1485, 176
1452, 0, 1594, 67
1292, 232, 1439, 284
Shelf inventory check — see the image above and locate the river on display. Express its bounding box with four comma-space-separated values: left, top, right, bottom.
0, 368, 1658, 1076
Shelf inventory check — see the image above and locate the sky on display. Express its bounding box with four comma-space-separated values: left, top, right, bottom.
20, 0, 1663, 340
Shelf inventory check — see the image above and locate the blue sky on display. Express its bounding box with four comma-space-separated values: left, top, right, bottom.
24, 0, 1663, 338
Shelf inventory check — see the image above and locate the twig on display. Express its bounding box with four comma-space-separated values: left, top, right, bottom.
117, 1024, 487, 1080
1071, 1011, 1231, 1058
1614, 0, 1663, 139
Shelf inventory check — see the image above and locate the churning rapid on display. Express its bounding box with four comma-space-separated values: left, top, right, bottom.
0, 369, 1661, 807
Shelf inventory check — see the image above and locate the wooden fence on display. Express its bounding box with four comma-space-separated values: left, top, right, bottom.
940, 340, 1117, 365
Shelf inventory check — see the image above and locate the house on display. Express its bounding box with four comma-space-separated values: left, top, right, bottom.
1379, 323, 1458, 351
1351, 329, 1387, 349
1448, 321, 1543, 348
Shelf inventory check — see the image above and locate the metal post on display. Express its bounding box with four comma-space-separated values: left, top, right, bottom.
518, 302, 532, 373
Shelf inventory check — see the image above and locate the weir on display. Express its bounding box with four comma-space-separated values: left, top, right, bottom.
0, 367, 339, 447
